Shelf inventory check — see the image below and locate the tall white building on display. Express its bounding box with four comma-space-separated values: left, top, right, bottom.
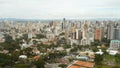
80, 22, 94, 45
28, 33, 32, 39
76, 29, 82, 40
108, 40, 120, 50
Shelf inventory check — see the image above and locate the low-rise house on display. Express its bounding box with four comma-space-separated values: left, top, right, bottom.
95, 49, 103, 55
0, 50, 9, 54
106, 50, 118, 55
33, 55, 40, 61
0, 33, 5, 43
19, 55, 27, 59
76, 55, 89, 61
55, 47, 64, 51
32, 49, 40, 55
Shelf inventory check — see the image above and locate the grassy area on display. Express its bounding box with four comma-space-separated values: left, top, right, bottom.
95, 53, 120, 68
104, 54, 115, 62
95, 64, 112, 68
95, 64, 120, 68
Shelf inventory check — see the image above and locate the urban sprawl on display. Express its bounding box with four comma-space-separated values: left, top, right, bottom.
0, 18, 120, 68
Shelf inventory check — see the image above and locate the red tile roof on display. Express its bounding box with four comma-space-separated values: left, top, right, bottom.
33, 55, 40, 61
69, 65, 80, 68
74, 61, 94, 68
68, 61, 94, 68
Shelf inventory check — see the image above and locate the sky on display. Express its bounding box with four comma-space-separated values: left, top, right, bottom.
0, 0, 120, 19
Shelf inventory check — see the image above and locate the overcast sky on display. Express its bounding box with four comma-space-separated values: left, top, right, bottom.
0, 0, 120, 19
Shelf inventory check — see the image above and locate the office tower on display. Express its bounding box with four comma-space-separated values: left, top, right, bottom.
95, 28, 102, 41
81, 22, 90, 45
72, 24, 76, 39
107, 22, 120, 40
61, 18, 66, 30
49, 21, 53, 27
76, 29, 82, 40
107, 24, 114, 40
107, 23, 120, 50
65, 29, 70, 39
112, 28, 120, 40
28, 33, 32, 39
88, 27, 94, 41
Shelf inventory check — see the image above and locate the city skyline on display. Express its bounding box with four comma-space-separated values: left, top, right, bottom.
0, 0, 120, 19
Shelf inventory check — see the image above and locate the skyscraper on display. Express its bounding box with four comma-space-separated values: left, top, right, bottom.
81, 22, 91, 45
107, 24, 114, 40
113, 28, 120, 40
107, 22, 120, 40
76, 29, 82, 40
95, 28, 102, 41
61, 18, 66, 30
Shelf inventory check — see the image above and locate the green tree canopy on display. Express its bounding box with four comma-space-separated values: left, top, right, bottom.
95, 54, 103, 65
0, 53, 12, 67
33, 58, 45, 68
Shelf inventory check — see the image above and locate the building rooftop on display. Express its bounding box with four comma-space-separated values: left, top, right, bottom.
33, 55, 40, 61
75, 61, 94, 68
68, 61, 94, 68
111, 40, 120, 42
69, 65, 80, 68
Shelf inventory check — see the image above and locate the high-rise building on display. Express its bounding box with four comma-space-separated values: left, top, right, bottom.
95, 28, 102, 41
112, 28, 120, 40
108, 40, 120, 50
107, 22, 120, 40
107, 24, 114, 40
76, 29, 82, 40
65, 29, 70, 39
71, 25, 76, 39
28, 33, 32, 39
80, 22, 92, 45
61, 18, 66, 30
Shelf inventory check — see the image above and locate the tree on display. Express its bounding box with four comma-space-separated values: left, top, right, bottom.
0, 53, 12, 67
14, 64, 30, 68
101, 37, 110, 47
4, 34, 14, 44
91, 40, 101, 46
95, 54, 103, 65
33, 40, 38, 44
11, 51, 20, 62
115, 54, 120, 64
36, 34, 46, 39
77, 45, 83, 50
22, 48, 32, 57
33, 58, 45, 68
0, 34, 20, 53
59, 64, 67, 68
101, 37, 110, 43
63, 44, 71, 49
59, 32, 65, 36
92, 47, 98, 52
22, 34, 28, 41
70, 47, 77, 53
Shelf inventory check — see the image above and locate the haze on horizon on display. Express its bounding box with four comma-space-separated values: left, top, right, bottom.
0, 0, 120, 19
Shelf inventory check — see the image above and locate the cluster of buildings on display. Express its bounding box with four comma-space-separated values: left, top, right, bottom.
0, 19, 120, 50
0, 18, 120, 67
62, 19, 110, 46
107, 23, 120, 50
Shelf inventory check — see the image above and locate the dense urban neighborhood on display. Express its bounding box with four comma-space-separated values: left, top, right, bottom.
0, 18, 120, 68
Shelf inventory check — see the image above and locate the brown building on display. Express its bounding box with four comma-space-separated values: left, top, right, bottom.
95, 28, 102, 41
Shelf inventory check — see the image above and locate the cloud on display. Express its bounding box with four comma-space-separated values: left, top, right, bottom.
0, 0, 120, 19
